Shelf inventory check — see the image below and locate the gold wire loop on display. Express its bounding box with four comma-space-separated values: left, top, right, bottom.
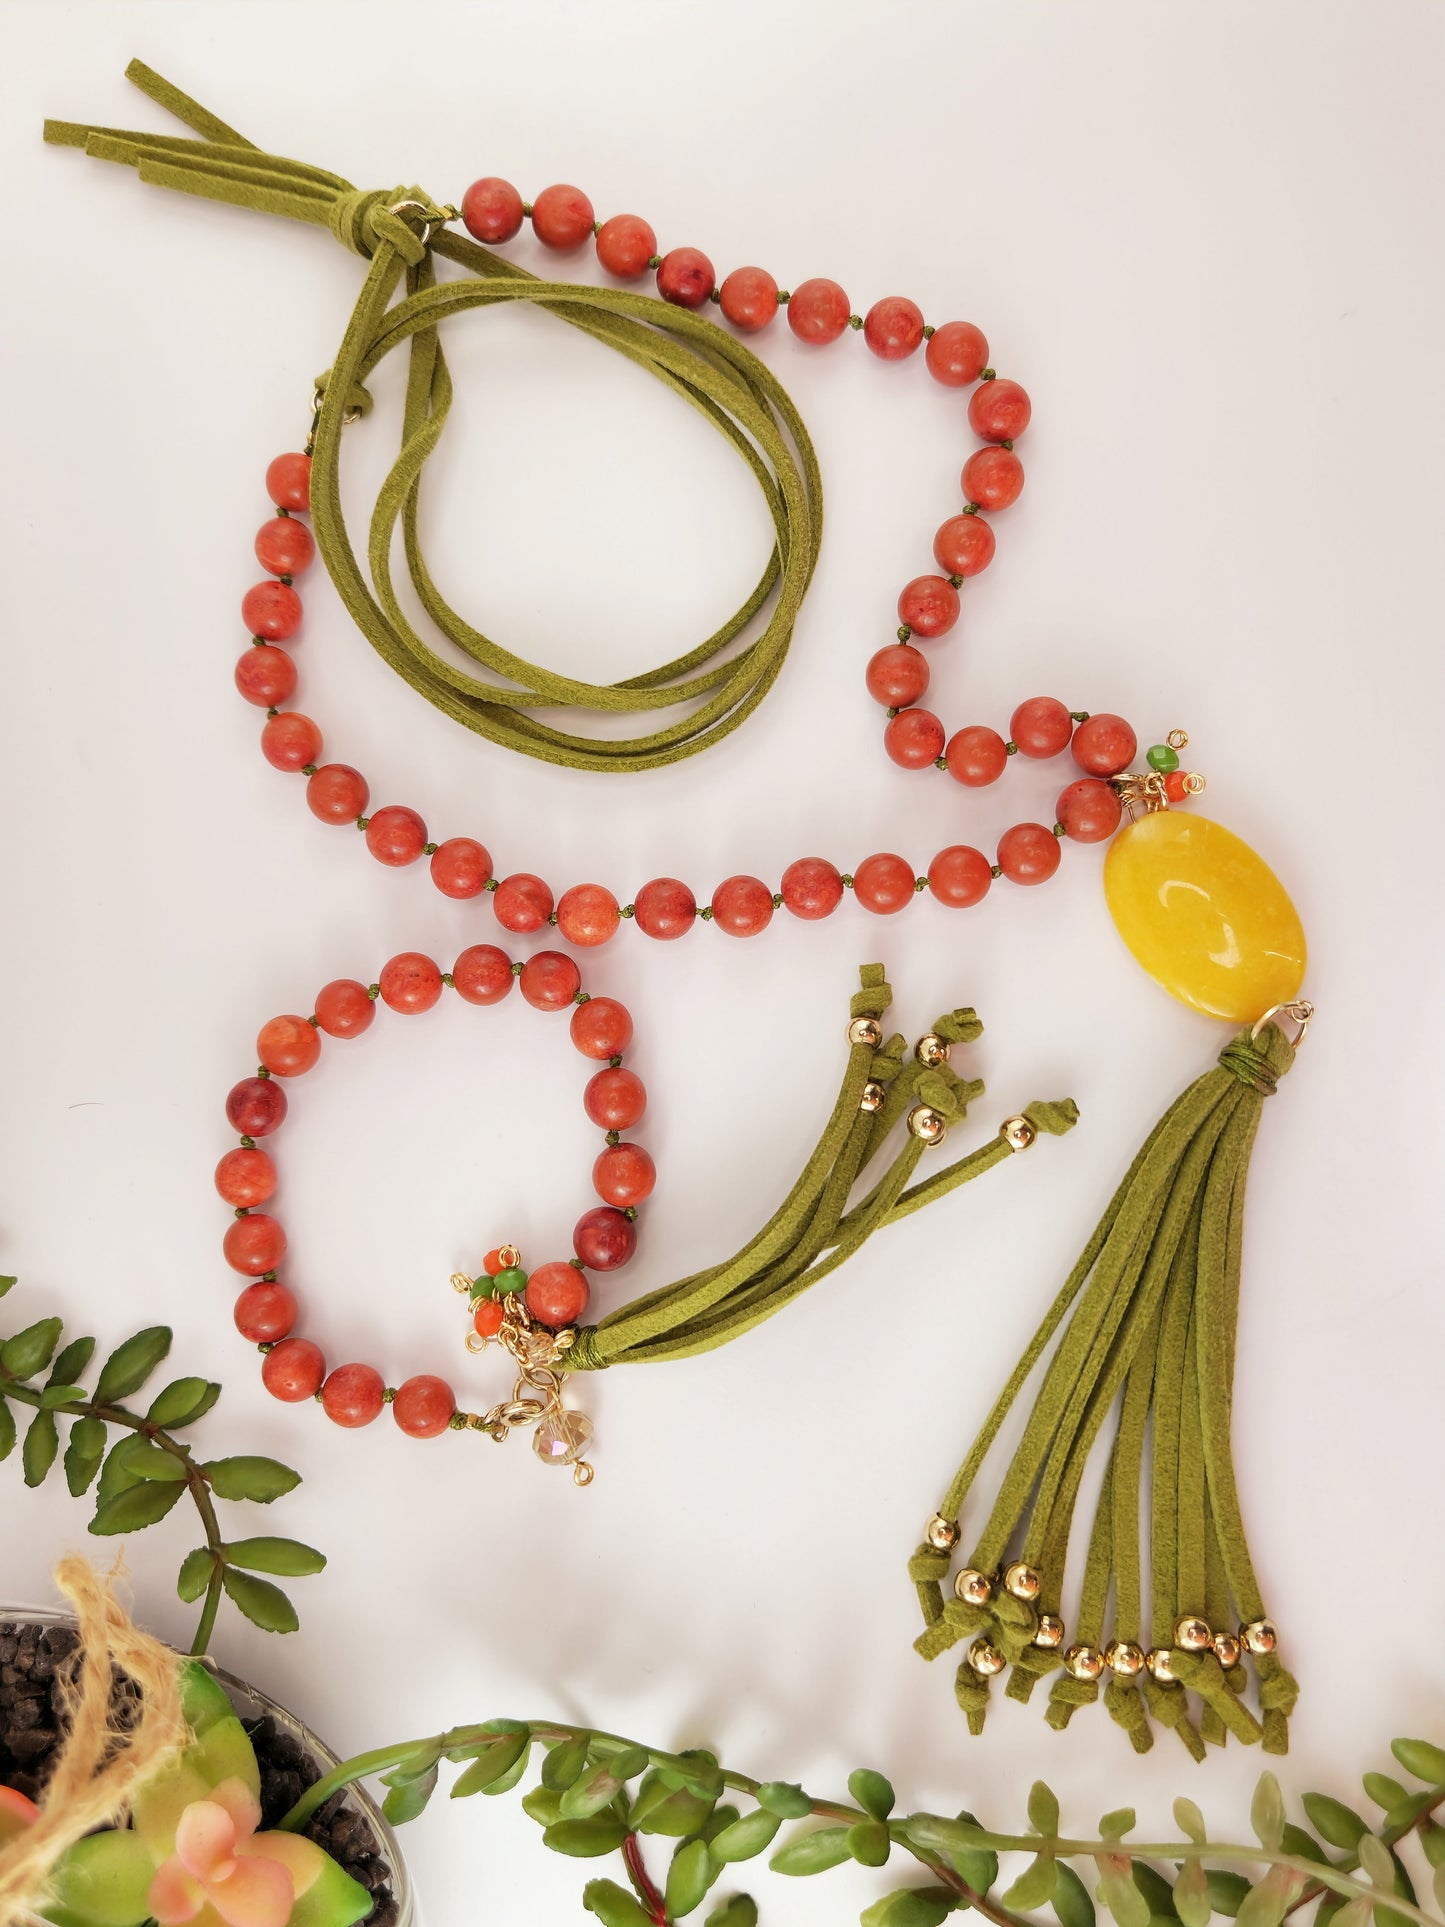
387, 196, 444, 246
1251, 1000, 1314, 1049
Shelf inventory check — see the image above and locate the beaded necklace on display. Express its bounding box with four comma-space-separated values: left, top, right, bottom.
46, 61, 1311, 1756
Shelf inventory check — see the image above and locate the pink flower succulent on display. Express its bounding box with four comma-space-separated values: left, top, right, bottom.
146, 1778, 295, 1927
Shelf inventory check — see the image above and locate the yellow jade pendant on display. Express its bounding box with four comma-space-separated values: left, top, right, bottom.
1103, 811, 1307, 1023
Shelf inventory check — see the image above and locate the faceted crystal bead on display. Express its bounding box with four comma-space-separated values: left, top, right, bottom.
1103, 811, 1306, 1023
533, 1408, 593, 1467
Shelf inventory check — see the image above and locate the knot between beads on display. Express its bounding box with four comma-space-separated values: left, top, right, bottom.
328, 184, 442, 264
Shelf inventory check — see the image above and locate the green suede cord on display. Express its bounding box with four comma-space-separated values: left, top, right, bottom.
45, 62, 823, 772
567, 987, 1079, 1369
914, 1023, 1299, 1752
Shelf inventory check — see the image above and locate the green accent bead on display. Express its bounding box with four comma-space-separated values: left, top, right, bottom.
470, 1275, 497, 1301
1147, 743, 1181, 774
495, 1266, 528, 1296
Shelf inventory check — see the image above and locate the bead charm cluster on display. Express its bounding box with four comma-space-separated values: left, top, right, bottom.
215, 945, 653, 1461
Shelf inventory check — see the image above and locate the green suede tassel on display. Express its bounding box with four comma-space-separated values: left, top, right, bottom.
568, 965, 1078, 1370
910, 1021, 1302, 1759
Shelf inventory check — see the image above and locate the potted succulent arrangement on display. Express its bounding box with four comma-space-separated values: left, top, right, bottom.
0, 1275, 409, 1927
5, 1270, 1445, 1927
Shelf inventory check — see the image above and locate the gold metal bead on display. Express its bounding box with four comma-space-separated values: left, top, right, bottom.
859, 1080, 886, 1114
925, 1513, 960, 1552
1004, 1561, 1041, 1602
1167, 729, 1189, 751
1174, 1614, 1213, 1653
908, 1104, 947, 1144
1033, 1614, 1065, 1651
968, 1637, 1006, 1678
847, 1016, 883, 1048
1145, 1647, 1177, 1683
999, 1115, 1036, 1153
1105, 1639, 1145, 1678
914, 1032, 951, 1068
953, 1567, 994, 1607
1064, 1643, 1103, 1682
1240, 1617, 1278, 1656
1212, 1632, 1242, 1670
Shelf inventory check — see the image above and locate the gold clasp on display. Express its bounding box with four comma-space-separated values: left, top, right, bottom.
1251, 1000, 1314, 1049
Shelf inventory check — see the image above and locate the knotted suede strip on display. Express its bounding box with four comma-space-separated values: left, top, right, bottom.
912, 1022, 1301, 1754
46, 61, 823, 772
564, 968, 1077, 1369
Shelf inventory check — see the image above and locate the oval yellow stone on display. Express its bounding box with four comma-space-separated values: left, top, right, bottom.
1103, 811, 1307, 1023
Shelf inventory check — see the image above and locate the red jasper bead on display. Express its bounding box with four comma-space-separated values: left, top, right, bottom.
224, 1211, 286, 1276
933, 514, 996, 579
226, 1076, 287, 1138
242, 580, 302, 641
925, 320, 989, 386
255, 516, 315, 577
1010, 696, 1073, 759
718, 266, 779, 331
997, 821, 1062, 884
494, 872, 553, 934
520, 949, 581, 1011
392, 1373, 455, 1438
453, 944, 514, 1006
945, 725, 1008, 787
928, 844, 993, 908
710, 874, 775, 937
584, 1066, 647, 1131
969, 378, 1031, 443
306, 763, 369, 825
788, 277, 851, 343
657, 246, 715, 308
365, 804, 427, 867
1071, 713, 1137, 778
897, 575, 960, 639
234, 645, 296, 709
780, 856, 843, 920
262, 1338, 325, 1403
864, 296, 925, 360
261, 712, 322, 773
430, 836, 493, 899
557, 883, 621, 948
234, 1280, 296, 1344
215, 1146, 276, 1208
854, 852, 918, 914
593, 1141, 656, 1209
595, 213, 657, 278
473, 1296, 505, 1339
634, 877, 696, 940
574, 1205, 636, 1271
963, 446, 1024, 510
265, 453, 312, 513
866, 642, 929, 708
531, 183, 595, 251
321, 1362, 386, 1428
257, 1014, 321, 1078
379, 951, 444, 1015
525, 1262, 590, 1330
1057, 777, 1123, 842
884, 708, 945, 770
314, 978, 376, 1039
570, 995, 632, 1060
461, 176, 525, 244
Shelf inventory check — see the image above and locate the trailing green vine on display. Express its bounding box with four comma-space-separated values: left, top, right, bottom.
0, 1275, 320, 1653
274, 1717, 1445, 1927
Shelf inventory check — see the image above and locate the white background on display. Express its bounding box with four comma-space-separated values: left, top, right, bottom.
2, 2, 1443, 1921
